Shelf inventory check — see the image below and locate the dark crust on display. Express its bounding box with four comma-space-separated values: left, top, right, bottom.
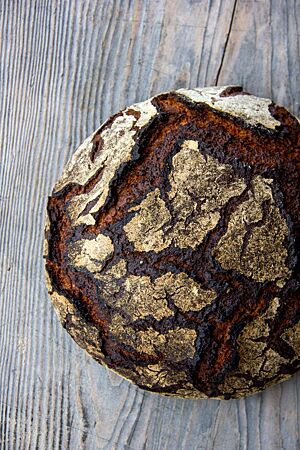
219, 86, 250, 97
45, 91, 300, 399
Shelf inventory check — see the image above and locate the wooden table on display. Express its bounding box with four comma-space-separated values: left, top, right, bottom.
1, 1, 299, 449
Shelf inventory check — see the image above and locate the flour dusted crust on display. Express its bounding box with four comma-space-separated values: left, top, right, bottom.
45, 86, 300, 399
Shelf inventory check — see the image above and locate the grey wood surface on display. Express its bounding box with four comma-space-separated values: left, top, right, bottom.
0, 1, 299, 449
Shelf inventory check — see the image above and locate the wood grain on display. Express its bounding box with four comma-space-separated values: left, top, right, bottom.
0, 0, 299, 449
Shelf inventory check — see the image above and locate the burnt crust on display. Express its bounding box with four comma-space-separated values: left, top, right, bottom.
44, 86, 300, 399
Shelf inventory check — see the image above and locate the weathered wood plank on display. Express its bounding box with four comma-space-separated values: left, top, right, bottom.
216, 0, 300, 115
0, 0, 299, 449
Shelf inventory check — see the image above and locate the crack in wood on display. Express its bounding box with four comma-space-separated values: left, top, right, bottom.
215, 0, 238, 85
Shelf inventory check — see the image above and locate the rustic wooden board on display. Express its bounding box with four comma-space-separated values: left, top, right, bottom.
0, 0, 299, 449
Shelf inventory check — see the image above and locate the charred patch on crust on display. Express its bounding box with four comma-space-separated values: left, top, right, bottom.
219, 86, 249, 97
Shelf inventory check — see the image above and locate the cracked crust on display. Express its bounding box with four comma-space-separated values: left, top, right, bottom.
45, 85, 300, 399
69, 234, 114, 273
213, 175, 290, 283
124, 140, 246, 251
176, 86, 281, 129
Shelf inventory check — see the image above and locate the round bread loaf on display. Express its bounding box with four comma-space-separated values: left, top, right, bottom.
45, 86, 300, 399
